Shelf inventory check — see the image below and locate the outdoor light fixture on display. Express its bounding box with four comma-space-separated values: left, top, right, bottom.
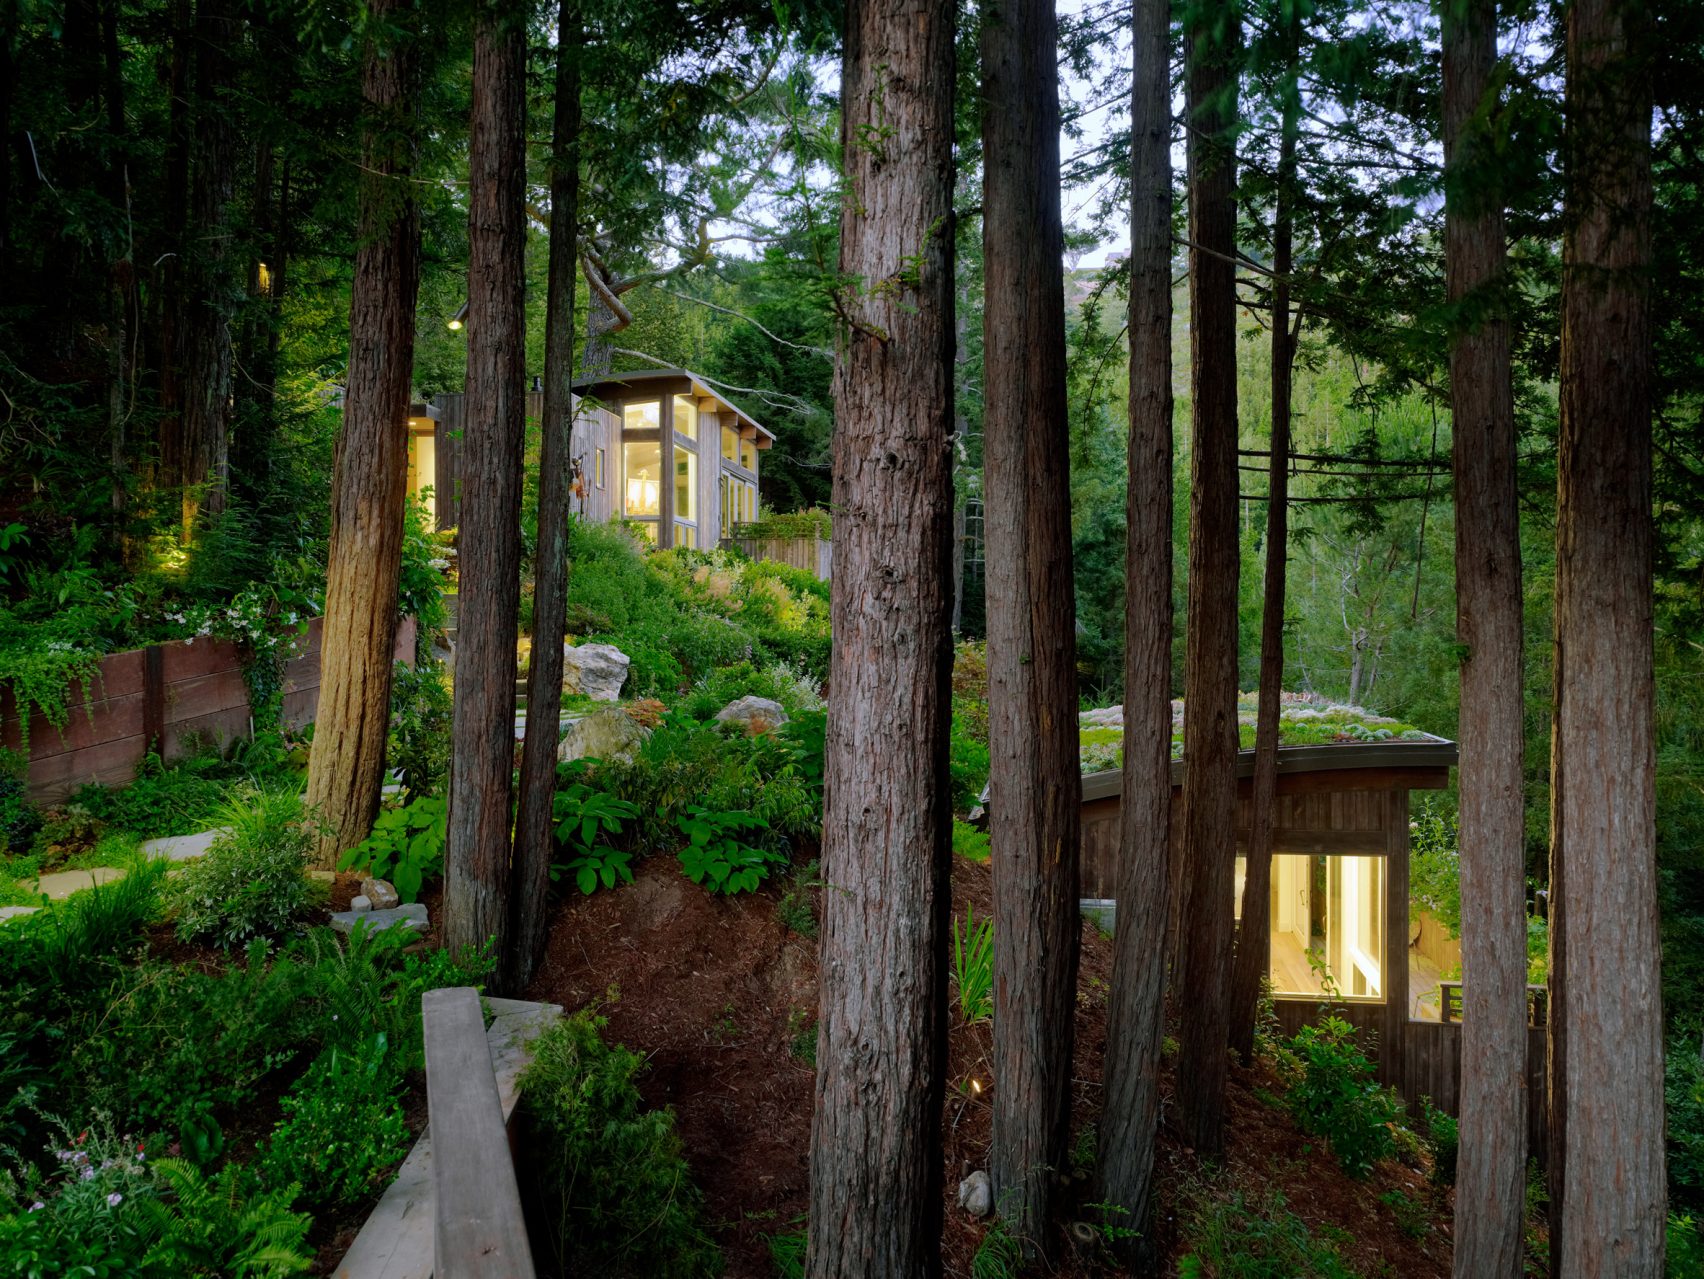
447, 301, 468, 331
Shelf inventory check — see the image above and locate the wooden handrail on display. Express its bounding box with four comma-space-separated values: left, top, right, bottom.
423, 987, 535, 1279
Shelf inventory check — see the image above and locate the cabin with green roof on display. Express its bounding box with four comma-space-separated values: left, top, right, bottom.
1077, 691, 1546, 1155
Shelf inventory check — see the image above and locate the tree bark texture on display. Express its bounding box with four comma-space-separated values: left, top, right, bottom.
155, 0, 191, 493
1229, 80, 1297, 1069
508, 0, 581, 993
1098, 0, 1174, 1256
1443, 1, 1527, 1273
1174, 0, 1241, 1160
176, 0, 238, 534
304, 0, 421, 868
806, 0, 956, 1272
445, 3, 527, 964
981, 0, 1081, 1249
1548, 0, 1665, 1270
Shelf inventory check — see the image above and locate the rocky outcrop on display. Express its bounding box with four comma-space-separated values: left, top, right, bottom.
714, 695, 788, 736
562, 642, 630, 701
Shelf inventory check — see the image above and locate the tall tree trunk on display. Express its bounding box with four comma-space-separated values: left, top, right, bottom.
982, 0, 1080, 1248
156, 0, 191, 494
806, 0, 956, 1271
1097, 0, 1174, 1256
581, 282, 618, 377
1174, 0, 1241, 1159
102, 0, 131, 528
177, 0, 238, 535
0, 0, 13, 269
1229, 74, 1298, 1067
444, 0, 527, 965
1548, 0, 1664, 1269
508, 0, 581, 993
304, 0, 422, 868
1443, 0, 1526, 1272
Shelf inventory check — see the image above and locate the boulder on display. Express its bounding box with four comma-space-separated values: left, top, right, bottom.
330, 903, 428, 936
557, 706, 650, 765
361, 877, 401, 910
957, 1170, 992, 1219
350, 895, 373, 914
715, 695, 788, 736
563, 642, 630, 701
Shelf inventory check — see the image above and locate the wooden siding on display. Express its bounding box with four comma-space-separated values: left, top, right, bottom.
1, 617, 415, 803
723, 532, 833, 580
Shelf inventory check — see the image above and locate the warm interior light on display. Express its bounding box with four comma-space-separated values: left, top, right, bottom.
970, 1078, 982, 1095
625, 477, 659, 512
446, 317, 463, 331
257, 262, 272, 293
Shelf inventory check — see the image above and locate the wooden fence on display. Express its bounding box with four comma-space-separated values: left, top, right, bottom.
1, 616, 415, 804
723, 530, 832, 580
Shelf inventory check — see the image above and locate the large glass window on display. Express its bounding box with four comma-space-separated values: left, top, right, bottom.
674, 397, 697, 441
674, 445, 696, 524
623, 440, 661, 518
722, 425, 740, 462
740, 437, 757, 470
1250, 853, 1385, 1000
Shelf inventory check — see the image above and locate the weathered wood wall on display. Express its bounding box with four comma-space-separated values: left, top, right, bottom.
1, 617, 415, 803
723, 532, 833, 580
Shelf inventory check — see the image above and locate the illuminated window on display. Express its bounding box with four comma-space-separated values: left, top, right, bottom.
623, 440, 661, 518
623, 401, 661, 432
595, 448, 605, 488
740, 437, 757, 470
673, 397, 696, 441
1249, 853, 1385, 1000
674, 446, 696, 524
722, 425, 739, 462
720, 475, 732, 535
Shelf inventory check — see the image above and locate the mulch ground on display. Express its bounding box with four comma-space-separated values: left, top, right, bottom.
524, 852, 1458, 1278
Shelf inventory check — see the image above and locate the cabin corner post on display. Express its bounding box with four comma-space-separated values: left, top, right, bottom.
1385, 788, 1411, 1089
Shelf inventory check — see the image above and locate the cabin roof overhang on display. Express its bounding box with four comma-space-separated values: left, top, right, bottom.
572, 367, 775, 447
1080, 737, 1459, 803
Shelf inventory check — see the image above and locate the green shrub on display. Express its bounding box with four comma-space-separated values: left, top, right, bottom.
261, 1034, 408, 1211
397, 496, 448, 652
1178, 1189, 1357, 1278
168, 792, 321, 949
0, 749, 41, 855
339, 794, 445, 902
1278, 1016, 1404, 1178
676, 805, 782, 894
387, 657, 452, 798
954, 906, 994, 1024
1671, 1213, 1703, 1279
952, 819, 991, 863
1419, 1096, 1458, 1187
74, 750, 229, 840
949, 711, 991, 815
518, 1012, 721, 1278
1669, 1040, 1704, 1208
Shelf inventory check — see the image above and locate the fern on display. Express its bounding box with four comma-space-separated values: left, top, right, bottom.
135, 1158, 312, 1278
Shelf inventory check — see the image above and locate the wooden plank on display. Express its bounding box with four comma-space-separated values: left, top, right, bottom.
158, 635, 244, 683
24, 733, 147, 802
1383, 790, 1410, 1089
423, 987, 535, 1279
142, 646, 165, 757
1232, 828, 1386, 855
3, 690, 145, 760
163, 670, 253, 725
164, 709, 252, 759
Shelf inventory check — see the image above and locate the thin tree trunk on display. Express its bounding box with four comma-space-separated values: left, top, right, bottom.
1547, 0, 1665, 1269
1097, 0, 1174, 1257
102, 0, 131, 528
444, 0, 527, 964
508, 0, 581, 993
304, 0, 422, 868
155, 0, 191, 494
1443, 0, 1526, 1272
1174, 0, 1241, 1159
582, 283, 618, 377
982, 0, 1080, 1248
0, 0, 13, 269
1229, 76, 1298, 1067
177, 0, 238, 534
806, 0, 956, 1270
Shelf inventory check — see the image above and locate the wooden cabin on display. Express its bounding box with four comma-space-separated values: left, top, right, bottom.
1080, 736, 1548, 1157
410, 368, 773, 549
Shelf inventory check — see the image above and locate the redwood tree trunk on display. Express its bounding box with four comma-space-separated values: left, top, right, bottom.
176, 0, 237, 534
1174, 0, 1241, 1159
508, 0, 581, 993
1547, 0, 1665, 1269
304, 0, 422, 868
445, 1, 527, 964
1097, 0, 1174, 1255
1443, 0, 1526, 1272
806, 0, 956, 1271
155, 0, 191, 495
982, 0, 1080, 1249
1229, 78, 1297, 1068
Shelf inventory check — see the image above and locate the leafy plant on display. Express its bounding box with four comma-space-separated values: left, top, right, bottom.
260, 1034, 408, 1211
766, 1225, 807, 1279
954, 906, 994, 1025
675, 804, 781, 895
1178, 1188, 1357, 1279
551, 777, 639, 894
167, 791, 322, 949
1419, 1095, 1458, 1186
971, 1215, 1023, 1279
517, 1011, 721, 1278
386, 656, 452, 797
556, 844, 636, 895
339, 794, 446, 902
952, 818, 991, 863
1276, 1015, 1405, 1178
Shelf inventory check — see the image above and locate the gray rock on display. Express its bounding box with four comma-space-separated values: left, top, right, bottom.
563, 642, 630, 701
330, 903, 429, 936
350, 894, 373, 914
557, 705, 650, 765
0, 905, 40, 925
714, 695, 788, 736
957, 1170, 992, 1219
361, 877, 401, 910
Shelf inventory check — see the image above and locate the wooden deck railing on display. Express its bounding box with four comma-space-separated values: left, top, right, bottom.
1438, 981, 1548, 1028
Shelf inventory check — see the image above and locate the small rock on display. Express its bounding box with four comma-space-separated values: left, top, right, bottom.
715, 695, 788, 735
361, 877, 401, 910
557, 705, 650, 765
329, 903, 429, 936
957, 1170, 992, 1219
0, 905, 40, 925
307, 869, 337, 884
563, 642, 630, 701
350, 895, 373, 914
